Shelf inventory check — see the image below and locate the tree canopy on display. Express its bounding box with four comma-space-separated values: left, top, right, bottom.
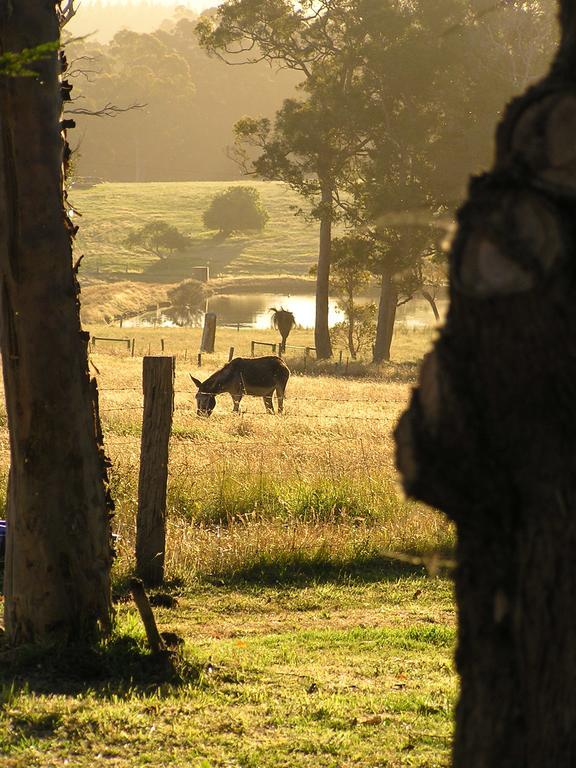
201, 0, 556, 358
202, 186, 269, 236
124, 220, 191, 259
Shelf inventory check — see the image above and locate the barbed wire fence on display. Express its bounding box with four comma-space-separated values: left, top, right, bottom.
0, 354, 410, 516
0, 389, 404, 523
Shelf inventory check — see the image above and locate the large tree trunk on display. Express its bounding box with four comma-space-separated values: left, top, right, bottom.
395, 2, 576, 764
314, 183, 333, 359
0, 3, 113, 644
373, 270, 397, 363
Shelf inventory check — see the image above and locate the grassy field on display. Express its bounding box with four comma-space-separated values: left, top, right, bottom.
0, 326, 456, 766
73, 181, 320, 281
1, 579, 455, 768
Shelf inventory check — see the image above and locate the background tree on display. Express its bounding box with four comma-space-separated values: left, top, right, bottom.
367, 227, 437, 363
200, 0, 555, 359
0, 1, 113, 644
331, 304, 377, 361
335, 1, 556, 362
202, 186, 269, 238
199, 0, 386, 359
416, 252, 448, 322
64, 11, 299, 181
327, 237, 374, 360
232, 82, 375, 358
62, 1, 556, 184
124, 220, 191, 260
395, 1, 576, 763
270, 307, 296, 353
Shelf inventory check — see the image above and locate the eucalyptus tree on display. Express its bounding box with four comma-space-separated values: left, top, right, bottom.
322, 237, 373, 360
343, 0, 556, 361
396, 1, 576, 763
198, 0, 387, 358
232, 83, 376, 358
0, 2, 113, 644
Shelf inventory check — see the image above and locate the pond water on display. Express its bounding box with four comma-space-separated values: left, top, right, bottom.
122, 293, 447, 329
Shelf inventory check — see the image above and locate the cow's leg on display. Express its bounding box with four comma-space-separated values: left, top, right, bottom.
275, 384, 285, 414
232, 394, 243, 413
263, 395, 275, 414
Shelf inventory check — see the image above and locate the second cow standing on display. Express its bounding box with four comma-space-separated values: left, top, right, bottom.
190, 356, 290, 416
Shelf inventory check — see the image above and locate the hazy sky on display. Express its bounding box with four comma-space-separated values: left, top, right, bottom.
81, 0, 218, 8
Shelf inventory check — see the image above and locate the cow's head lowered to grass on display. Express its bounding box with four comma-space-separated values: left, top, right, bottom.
190, 376, 216, 416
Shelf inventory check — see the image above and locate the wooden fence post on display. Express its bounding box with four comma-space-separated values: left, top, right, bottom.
131, 338, 135, 358
228, 346, 234, 362
197, 352, 202, 367
200, 312, 217, 353
136, 356, 175, 587
251, 340, 255, 356
161, 338, 165, 352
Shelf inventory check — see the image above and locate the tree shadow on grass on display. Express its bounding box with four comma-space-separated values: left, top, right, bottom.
204, 552, 454, 589
132, 237, 250, 284
0, 577, 200, 698
0, 554, 453, 697
0, 631, 203, 698
285, 358, 421, 382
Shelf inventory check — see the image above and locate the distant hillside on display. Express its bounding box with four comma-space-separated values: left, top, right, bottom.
73, 181, 320, 283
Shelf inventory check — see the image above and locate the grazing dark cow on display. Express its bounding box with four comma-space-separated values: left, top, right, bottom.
191, 356, 290, 416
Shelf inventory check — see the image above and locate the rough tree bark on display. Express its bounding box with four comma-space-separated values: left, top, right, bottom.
314, 183, 334, 359
373, 269, 397, 364
0, 3, 113, 644
395, 1, 576, 764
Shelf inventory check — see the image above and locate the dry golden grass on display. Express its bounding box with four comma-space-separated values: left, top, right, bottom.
0, 324, 449, 585
80, 280, 169, 323
75, 324, 453, 585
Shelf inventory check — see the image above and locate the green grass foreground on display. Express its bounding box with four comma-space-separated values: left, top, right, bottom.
0, 577, 455, 768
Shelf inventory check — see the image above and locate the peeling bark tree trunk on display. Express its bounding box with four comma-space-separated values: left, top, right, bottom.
373, 270, 397, 364
314, 183, 333, 359
0, 4, 113, 644
395, 2, 576, 764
